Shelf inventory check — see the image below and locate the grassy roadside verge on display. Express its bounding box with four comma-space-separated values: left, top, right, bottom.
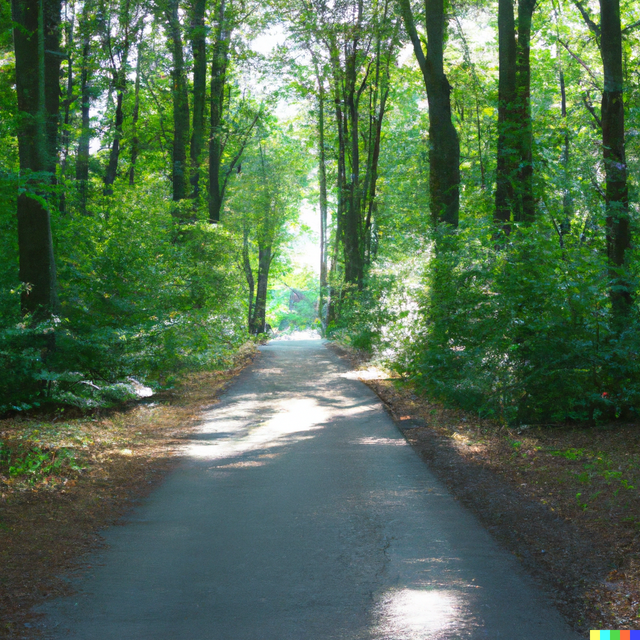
0, 343, 256, 639
328, 342, 640, 635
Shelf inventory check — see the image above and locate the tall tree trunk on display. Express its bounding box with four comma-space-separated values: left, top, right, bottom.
242, 222, 255, 331
362, 32, 392, 266
59, 0, 75, 215
166, 0, 189, 202
103, 87, 125, 195
44, 0, 62, 176
76, 11, 91, 212
343, 42, 363, 286
129, 39, 142, 186
190, 0, 207, 199
12, 0, 60, 320
250, 245, 272, 334
103, 0, 132, 196
495, 0, 536, 228
317, 74, 329, 332
495, 0, 518, 231
399, 0, 460, 228
559, 67, 572, 241
329, 43, 346, 270
600, 0, 631, 321
208, 0, 230, 223
514, 0, 536, 222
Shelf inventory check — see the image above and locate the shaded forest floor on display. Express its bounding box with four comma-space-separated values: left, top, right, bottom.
0, 344, 256, 639
329, 343, 640, 635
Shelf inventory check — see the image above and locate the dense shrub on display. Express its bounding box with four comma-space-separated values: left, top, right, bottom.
337, 217, 640, 425
0, 184, 249, 413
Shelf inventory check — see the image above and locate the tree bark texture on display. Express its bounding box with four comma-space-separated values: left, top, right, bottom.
12, 0, 60, 319
166, 0, 190, 202
242, 223, 255, 331
342, 33, 364, 286
59, 0, 75, 204
514, 0, 536, 222
250, 245, 272, 334
76, 3, 92, 211
44, 0, 62, 175
209, 0, 230, 223
190, 0, 207, 199
317, 74, 329, 330
495, 0, 536, 229
559, 67, 572, 240
495, 0, 517, 230
399, 0, 460, 228
600, 0, 631, 319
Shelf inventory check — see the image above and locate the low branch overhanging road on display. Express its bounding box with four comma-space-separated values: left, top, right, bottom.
38, 339, 582, 639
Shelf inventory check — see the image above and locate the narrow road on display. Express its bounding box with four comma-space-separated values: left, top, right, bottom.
40, 339, 582, 639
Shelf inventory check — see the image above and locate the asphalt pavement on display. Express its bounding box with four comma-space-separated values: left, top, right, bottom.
38, 338, 583, 639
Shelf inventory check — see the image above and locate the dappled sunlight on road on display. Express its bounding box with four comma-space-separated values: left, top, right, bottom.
356, 436, 407, 446
187, 398, 329, 462
374, 588, 461, 639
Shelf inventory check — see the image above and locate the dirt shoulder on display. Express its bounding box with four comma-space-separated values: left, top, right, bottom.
0, 344, 256, 639
328, 342, 640, 635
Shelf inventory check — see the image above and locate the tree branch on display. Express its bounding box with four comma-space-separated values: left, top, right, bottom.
220, 109, 262, 201
558, 38, 602, 89
572, 0, 601, 40
397, 0, 429, 78
622, 19, 640, 35
582, 93, 602, 129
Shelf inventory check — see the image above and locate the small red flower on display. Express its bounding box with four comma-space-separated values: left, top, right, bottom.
602, 392, 609, 398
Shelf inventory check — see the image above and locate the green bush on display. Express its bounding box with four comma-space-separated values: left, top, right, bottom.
0, 182, 249, 413
334, 216, 640, 425
406, 219, 640, 424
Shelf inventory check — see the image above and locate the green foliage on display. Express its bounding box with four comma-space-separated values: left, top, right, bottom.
0, 441, 84, 483
404, 219, 640, 424
0, 179, 249, 413
268, 268, 320, 332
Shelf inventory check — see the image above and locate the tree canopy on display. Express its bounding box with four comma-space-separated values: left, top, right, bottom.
1, 0, 639, 423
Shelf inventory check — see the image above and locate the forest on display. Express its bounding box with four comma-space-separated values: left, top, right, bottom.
0, 0, 639, 425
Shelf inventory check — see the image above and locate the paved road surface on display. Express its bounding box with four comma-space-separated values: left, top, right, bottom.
39, 339, 582, 639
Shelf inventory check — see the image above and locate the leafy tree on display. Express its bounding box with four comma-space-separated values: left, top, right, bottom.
228, 125, 308, 333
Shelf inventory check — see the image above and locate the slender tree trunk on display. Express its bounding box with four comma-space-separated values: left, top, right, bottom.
103, 0, 131, 196
317, 76, 329, 332
190, 0, 207, 199
59, 0, 75, 215
44, 0, 62, 175
514, 0, 536, 222
559, 67, 572, 241
330, 45, 346, 265
600, 0, 631, 321
209, 0, 230, 223
362, 40, 391, 265
343, 44, 363, 286
12, 0, 60, 320
495, 0, 536, 228
129, 40, 142, 186
103, 87, 125, 195
324, 42, 349, 325
242, 222, 255, 332
250, 245, 272, 334
399, 0, 460, 228
495, 0, 517, 231
166, 0, 190, 202
76, 10, 91, 212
